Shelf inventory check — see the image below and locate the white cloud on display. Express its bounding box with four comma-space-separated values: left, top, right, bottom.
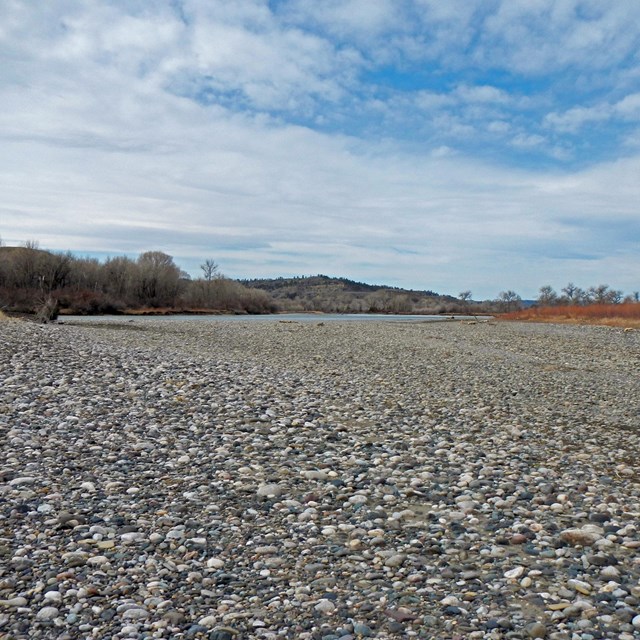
544, 104, 610, 133
511, 133, 545, 148
545, 92, 640, 133
279, 0, 400, 42
615, 92, 640, 118
455, 84, 511, 105
1, 0, 639, 299
478, 1, 640, 74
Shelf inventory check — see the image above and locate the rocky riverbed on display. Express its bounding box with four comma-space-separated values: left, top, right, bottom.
1, 317, 639, 640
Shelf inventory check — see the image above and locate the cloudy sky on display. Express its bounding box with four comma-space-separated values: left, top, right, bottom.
1, 0, 639, 299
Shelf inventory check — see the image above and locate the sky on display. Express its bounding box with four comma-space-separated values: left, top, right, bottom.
1, 0, 639, 300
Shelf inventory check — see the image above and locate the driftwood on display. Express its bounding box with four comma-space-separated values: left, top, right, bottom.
36, 296, 60, 324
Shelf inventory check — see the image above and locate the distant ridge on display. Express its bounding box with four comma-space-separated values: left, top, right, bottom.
239, 274, 460, 314
241, 274, 446, 297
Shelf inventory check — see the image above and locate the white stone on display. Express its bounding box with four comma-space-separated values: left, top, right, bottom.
385, 554, 406, 568
120, 532, 145, 543
122, 608, 149, 620
188, 537, 207, 547
198, 615, 217, 627
257, 483, 284, 498
36, 606, 59, 621
504, 566, 525, 579
567, 579, 592, 595
0, 597, 28, 608
600, 566, 620, 579
314, 599, 336, 614
304, 470, 328, 481
43, 591, 62, 603
8, 477, 36, 486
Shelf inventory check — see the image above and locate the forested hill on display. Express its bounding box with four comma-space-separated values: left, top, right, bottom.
240, 275, 460, 314
242, 274, 441, 295
1, 245, 471, 317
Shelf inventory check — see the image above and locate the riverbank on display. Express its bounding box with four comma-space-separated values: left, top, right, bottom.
1, 319, 639, 639
499, 303, 640, 329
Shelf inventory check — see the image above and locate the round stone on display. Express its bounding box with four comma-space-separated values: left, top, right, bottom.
315, 599, 336, 614
36, 606, 59, 621
525, 622, 546, 638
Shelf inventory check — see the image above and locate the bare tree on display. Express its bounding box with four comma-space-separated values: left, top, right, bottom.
40, 251, 73, 293
609, 289, 623, 304
561, 282, 585, 305
497, 290, 522, 312
136, 251, 182, 307
587, 284, 612, 304
200, 259, 219, 282
103, 256, 137, 302
457, 290, 473, 316
537, 285, 557, 306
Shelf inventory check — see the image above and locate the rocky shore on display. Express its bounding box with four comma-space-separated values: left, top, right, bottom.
1, 317, 639, 640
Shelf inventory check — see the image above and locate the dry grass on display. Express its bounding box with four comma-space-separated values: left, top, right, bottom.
0, 310, 22, 323
500, 303, 640, 329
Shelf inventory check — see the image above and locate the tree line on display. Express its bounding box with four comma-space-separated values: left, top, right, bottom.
478, 283, 639, 313
2, 242, 636, 320
536, 283, 638, 306
0, 244, 275, 318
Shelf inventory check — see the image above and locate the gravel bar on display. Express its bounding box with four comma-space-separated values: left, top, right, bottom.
1, 318, 639, 640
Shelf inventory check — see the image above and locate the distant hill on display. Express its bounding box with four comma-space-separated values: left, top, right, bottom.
241, 274, 444, 295
240, 274, 461, 314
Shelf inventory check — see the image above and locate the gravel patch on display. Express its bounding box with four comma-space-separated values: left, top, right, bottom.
1, 318, 639, 639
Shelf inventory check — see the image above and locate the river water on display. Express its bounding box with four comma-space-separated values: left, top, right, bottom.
62, 313, 490, 324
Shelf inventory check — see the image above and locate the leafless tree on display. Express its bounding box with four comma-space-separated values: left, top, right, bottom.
136, 251, 183, 307
587, 284, 607, 304
561, 282, 585, 305
200, 259, 219, 282
497, 290, 522, 312
537, 285, 557, 306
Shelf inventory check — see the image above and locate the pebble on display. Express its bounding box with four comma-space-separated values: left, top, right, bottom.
0, 597, 28, 608
257, 483, 284, 498
1, 317, 639, 640
315, 599, 336, 614
121, 607, 149, 620
505, 566, 525, 579
567, 579, 592, 595
353, 622, 372, 636
35, 606, 59, 621
525, 621, 547, 638
384, 553, 406, 567
560, 527, 602, 547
